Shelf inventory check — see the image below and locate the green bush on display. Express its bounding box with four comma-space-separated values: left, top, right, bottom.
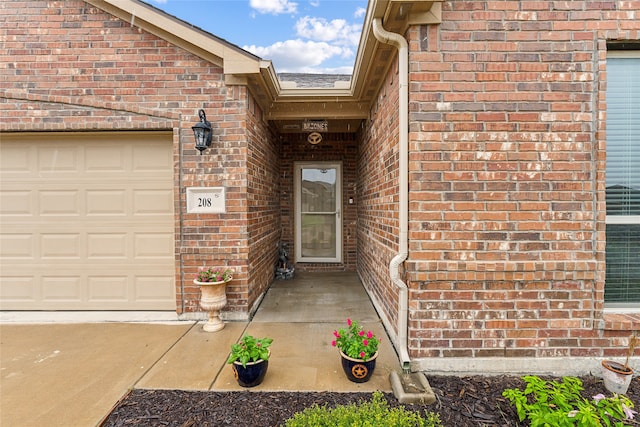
282, 391, 441, 427
502, 375, 636, 427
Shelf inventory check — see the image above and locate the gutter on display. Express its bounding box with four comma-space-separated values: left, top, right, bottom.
371, 18, 411, 371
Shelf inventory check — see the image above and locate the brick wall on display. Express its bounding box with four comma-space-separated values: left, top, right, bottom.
0, 0, 273, 316
357, 64, 402, 331
245, 93, 281, 312
179, 84, 253, 315
401, 1, 640, 360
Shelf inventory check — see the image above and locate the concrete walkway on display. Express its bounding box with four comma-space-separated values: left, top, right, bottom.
0, 272, 400, 426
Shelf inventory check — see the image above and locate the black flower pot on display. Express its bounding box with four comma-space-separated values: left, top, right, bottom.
340, 350, 378, 383
232, 359, 269, 387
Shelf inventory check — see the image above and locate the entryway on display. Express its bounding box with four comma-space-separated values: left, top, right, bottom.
294, 162, 342, 263
252, 271, 380, 323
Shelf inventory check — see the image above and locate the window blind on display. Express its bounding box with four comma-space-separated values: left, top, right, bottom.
605, 55, 640, 303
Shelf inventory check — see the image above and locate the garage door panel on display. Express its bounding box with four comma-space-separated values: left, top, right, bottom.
133, 189, 173, 215
85, 144, 126, 172
41, 276, 82, 301
0, 132, 175, 310
40, 190, 81, 216
87, 233, 128, 258
86, 190, 127, 215
135, 276, 175, 300
134, 233, 174, 258
0, 144, 31, 172
88, 276, 129, 301
38, 145, 79, 172
0, 190, 33, 215
0, 234, 34, 258
132, 144, 173, 171
0, 277, 36, 302
41, 233, 81, 258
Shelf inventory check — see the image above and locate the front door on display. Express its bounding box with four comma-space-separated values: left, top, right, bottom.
294, 162, 342, 263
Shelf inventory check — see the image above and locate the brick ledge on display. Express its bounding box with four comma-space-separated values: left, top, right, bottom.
602, 313, 640, 331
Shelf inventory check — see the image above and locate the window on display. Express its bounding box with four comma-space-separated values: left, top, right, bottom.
605, 50, 640, 306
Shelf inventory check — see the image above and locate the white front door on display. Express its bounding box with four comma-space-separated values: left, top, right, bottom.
294, 162, 342, 263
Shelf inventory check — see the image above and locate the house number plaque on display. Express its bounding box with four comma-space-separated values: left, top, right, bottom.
187, 187, 225, 213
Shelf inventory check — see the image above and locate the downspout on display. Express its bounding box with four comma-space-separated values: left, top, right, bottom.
372, 18, 411, 371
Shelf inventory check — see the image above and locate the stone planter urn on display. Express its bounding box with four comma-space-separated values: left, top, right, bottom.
194, 278, 229, 332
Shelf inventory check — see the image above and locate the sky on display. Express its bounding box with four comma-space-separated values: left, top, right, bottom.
148, 0, 368, 74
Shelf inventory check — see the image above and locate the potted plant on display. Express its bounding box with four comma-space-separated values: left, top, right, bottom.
331, 318, 380, 383
601, 332, 638, 394
193, 267, 233, 332
227, 334, 273, 387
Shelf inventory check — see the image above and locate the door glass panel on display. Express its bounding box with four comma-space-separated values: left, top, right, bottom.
301, 214, 336, 258
298, 166, 340, 261
301, 168, 336, 212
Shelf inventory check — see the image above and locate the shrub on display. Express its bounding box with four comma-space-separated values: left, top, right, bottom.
283, 391, 441, 427
502, 375, 636, 427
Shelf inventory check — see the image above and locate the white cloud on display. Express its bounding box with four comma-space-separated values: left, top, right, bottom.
244, 39, 353, 73
354, 7, 366, 18
295, 16, 361, 46
250, 0, 297, 15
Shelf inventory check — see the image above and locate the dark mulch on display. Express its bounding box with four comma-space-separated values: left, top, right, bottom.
101, 375, 639, 426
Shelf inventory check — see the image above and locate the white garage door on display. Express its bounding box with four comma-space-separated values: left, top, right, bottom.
0, 132, 176, 310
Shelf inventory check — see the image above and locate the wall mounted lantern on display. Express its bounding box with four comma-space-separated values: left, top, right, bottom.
191, 109, 212, 154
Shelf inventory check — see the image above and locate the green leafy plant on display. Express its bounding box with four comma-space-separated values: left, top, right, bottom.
196, 267, 233, 283
502, 375, 636, 427
226, 334, 273, 368
331, 318, 380, 361
283, 391, 441, 427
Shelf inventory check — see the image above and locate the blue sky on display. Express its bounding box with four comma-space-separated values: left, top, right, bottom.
148, 0, 368, 74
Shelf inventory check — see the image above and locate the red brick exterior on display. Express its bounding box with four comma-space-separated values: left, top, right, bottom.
357, 1, 640, 361
0, 0, 277, 316
2, 0, 639, 364
358, 62, 403, 330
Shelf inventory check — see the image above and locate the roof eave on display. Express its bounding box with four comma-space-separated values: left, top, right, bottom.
84, 0, 444, 133
84, 0, 262, 74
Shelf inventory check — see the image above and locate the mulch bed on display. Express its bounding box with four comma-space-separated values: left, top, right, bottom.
101, 375, 639, 426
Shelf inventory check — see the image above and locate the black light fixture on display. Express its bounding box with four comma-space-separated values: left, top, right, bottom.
191, 109, 212, 155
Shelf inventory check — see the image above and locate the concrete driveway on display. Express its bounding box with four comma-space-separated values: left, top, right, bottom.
0, 322, 194, 426
0, 273, 400, 426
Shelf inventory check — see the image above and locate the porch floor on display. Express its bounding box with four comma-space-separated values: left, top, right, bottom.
0, 272, 400, 426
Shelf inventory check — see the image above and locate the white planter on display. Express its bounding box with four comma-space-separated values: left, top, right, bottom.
194, 279, 229, 332
601, 360, 633, 394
